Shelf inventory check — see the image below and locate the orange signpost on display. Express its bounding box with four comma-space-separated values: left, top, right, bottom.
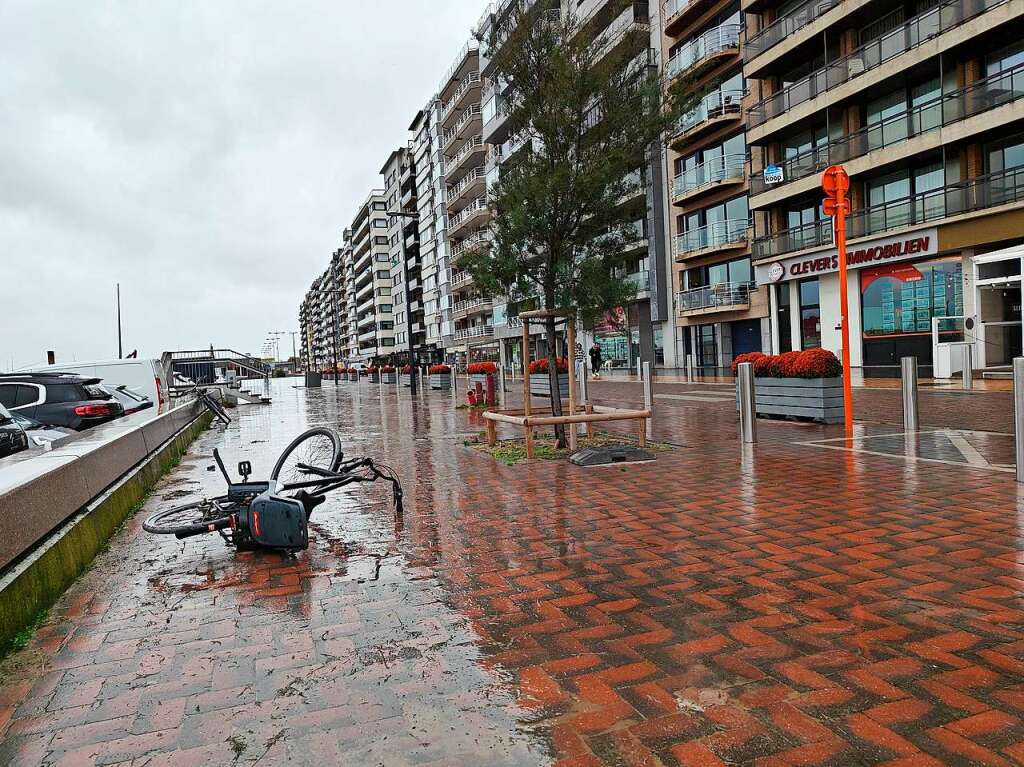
822, 165, 854, 435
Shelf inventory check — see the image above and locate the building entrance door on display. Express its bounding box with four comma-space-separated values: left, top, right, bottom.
979, 284, 1022, 366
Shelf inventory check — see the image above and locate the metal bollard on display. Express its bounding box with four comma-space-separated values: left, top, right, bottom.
686, 354, 695, 382
1015, 358, 1024, 483
737, 361, 757, 444
636, 358, 642, 379
901, 356, 919, 432
962, 345, 974, 391
642, 361, 653, 441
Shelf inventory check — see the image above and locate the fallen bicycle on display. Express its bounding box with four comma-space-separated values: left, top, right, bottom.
142, 427, 402, 553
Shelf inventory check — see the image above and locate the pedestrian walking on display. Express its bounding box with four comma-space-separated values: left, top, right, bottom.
589, 343, 603, 379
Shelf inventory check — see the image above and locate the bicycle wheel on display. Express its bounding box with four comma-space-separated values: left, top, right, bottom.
271, 427, 342, 491
143, 497, 237, 535
201, 392, 231, 425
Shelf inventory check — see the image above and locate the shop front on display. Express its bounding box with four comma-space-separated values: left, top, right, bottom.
756, 226, 971, 376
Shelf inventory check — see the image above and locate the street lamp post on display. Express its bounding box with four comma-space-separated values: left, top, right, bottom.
388, 207, 420, 394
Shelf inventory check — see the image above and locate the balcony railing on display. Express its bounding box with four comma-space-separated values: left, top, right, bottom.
753, 166, 1024, 260
450, 270, 474, 289
441, 72, 482, 122
675, 218, 749, 257
624, 270, 650, 290
749, 0, 1009, 130
674, 153, 746, 200
450, 232, 489, 260
442, 105, 483, 149
678, 281, 756, 312
743, 0, 841, 64
666, 24, 740, 81
448, 198, 489, 232
673, 89, 745, 138
454, 298, 493, 316
664, 0, 703, 27
454, 324, 495, 340
447, 166, 487, 205
751, 63, 1024, 196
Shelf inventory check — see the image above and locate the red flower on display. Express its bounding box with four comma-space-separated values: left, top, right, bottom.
730, 352, 765, 375
380, 365, 395, 373
732, 349, 841, 379
467, 361, 497, 374
400, 365, 412, 374
528, 357, 569, 374
429, 364, 451, 374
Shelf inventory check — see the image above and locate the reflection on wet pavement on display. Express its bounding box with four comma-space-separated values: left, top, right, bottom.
801, 428, 1017, 471
2, 378, 1024, 766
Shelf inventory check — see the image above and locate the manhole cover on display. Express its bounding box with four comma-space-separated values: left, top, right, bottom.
570, 446, 656, 466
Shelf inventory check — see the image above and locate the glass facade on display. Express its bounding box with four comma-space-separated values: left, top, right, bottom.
799, 278, 821, 349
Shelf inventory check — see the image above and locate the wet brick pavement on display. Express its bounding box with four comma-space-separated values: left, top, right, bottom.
1, 377, 1024, 766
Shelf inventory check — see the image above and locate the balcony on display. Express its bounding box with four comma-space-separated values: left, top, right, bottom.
663, 0, 716, 35
451, 232, 489, 262
446, 135, 486, 182
670, 89, 745, 146
675, 218, 749, 261
673, 153, 746, 203
666, 24, 740, 82
447, 166, 487, 209
450, 270, 474, 290
677, 281, 755, 315
454, 324, 496, 341
453, 297, 494, 319
748, 0, 1010, 135
590, 3, 650, 65
442, 105, 483, 153
447, 198, 489, 236
751, 63, 1024, 200
441, 72, 482, 126
358, 329, 377, 343
743, 0, 841, 68
752, 166, 1024, 261
623, 270, 650, 294
483, 101, 512, 145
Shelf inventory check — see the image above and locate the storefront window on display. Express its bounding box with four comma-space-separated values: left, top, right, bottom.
861, 257, 963, 338
777, 284, 792, 353
799, 278, 821, 349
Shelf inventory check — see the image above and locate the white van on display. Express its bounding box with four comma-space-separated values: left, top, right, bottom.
22, 359, 169, 411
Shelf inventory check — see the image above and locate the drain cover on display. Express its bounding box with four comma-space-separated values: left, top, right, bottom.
570, 446, 656, 466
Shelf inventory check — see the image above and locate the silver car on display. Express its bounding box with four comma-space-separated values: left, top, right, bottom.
6, 406, 74, 449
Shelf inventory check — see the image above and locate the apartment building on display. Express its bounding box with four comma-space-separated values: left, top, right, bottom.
743, 0, 1024, 375
346, 191, 396, 363
441, 40, 498, 362
660, 0, 767, 374
411, 102, 454, 360
380, 147, 427, 363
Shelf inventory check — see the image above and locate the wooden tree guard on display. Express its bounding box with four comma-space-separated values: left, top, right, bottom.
483, 309, 652, 459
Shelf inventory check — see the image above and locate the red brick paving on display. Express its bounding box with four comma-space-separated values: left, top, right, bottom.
2, 378, 1024, 765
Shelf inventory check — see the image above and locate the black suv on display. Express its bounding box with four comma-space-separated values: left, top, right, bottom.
0, 373, 125, 431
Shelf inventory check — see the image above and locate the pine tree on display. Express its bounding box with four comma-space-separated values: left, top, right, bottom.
462, 1, 705, 447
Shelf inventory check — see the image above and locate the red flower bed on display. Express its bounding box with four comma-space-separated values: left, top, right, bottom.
429, 364, 451, 374
400, 365, 412, 374
467, 361, 497, 374
366, 366, 378, 374
380, 365, 395, 373
347, 369, 358, 375
528, 357, 569, 374
731, 349, 841, 379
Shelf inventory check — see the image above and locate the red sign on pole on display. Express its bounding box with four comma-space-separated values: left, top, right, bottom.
822, 165, 854, 436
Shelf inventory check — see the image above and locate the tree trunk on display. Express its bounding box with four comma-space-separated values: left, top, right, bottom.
545, 315, 566, 447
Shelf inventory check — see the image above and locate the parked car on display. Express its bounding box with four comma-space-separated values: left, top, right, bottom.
8, 410, 74, 449
0, 373, 125, 430
0, 404, 29, 459
20, 359, 168, 411
101, 384, 154, 415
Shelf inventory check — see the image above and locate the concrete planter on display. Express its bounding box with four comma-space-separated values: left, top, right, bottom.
430, 373, 452, 390
367, 371, 380, 383
304, 372, 322, 388
348, 374, 359, 383
400, 374, 412, 387
381, 372, 397, 384
530, 373, 569, 398
741, 376, 844, 424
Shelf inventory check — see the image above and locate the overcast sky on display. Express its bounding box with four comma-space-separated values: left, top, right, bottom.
2, 1, 482, 370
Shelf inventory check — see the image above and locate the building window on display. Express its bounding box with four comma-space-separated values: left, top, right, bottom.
799, 278, 821, 349
861, 257, 963, 338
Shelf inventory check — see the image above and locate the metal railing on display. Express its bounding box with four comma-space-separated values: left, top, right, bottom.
450, 233, 489, 260
442, 105, 483, 149
749, 0, 1009, 129
441, 72, 482, 121
448, 134, 484, 176
623, 270, 650, 290
751, 63, 1024, 196
590, 3, 650, 63
454, 324, 495, 340
439, 40, 480, 94
448, 198, 489, 232
666, 24, 740, 80
743, 0, 841, 63
447, 166, 487, 205
673, 153, 746, 199
675, 218, 749, 257
753, 166, 1024, 259
678, 280, 756, 312
664, 0, 701, 26
453, 298, 493, 316
673, 89, 745, 138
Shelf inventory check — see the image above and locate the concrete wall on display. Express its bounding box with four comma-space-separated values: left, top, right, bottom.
0, 403, 209, 653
